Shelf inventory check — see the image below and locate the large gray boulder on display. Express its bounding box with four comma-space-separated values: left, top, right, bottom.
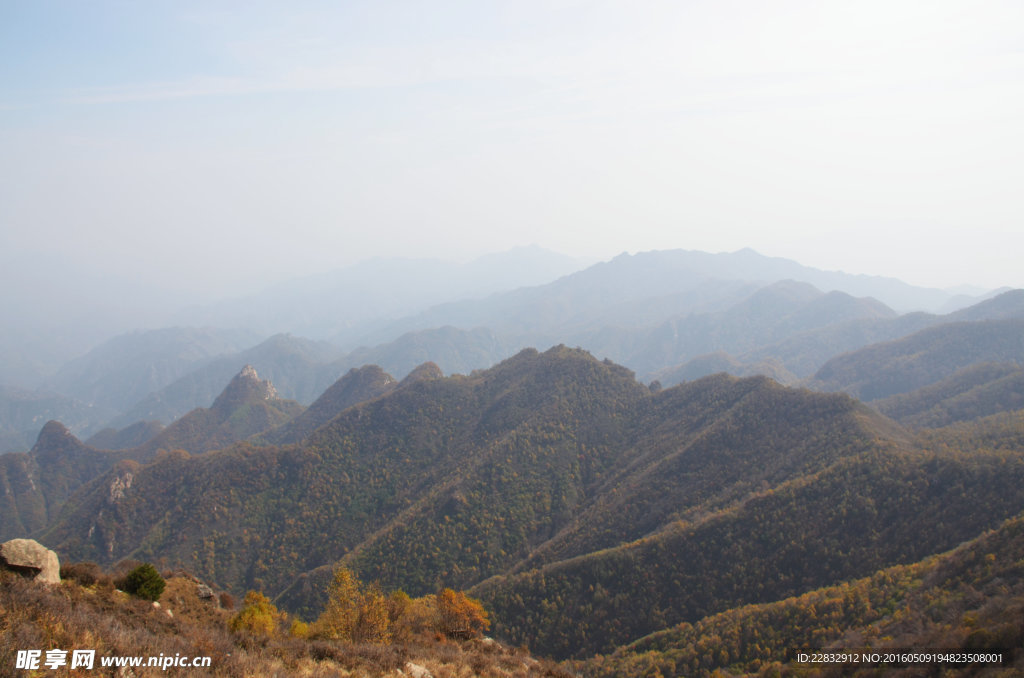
0, 538, 60, 584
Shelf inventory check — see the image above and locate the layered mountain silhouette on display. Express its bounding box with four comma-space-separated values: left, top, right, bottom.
25, 345, 1024, 664
47, 327, 261, 413
4, 248, 1024, 671
874, 362, 1024, 428
0, 365, 307, 540
85, 420, 165, 451
72, 285, 1011, 444
809, 317, 1024, 401
171, 245, 593, 343
128, 365, 303, 456
2, 249, 1006, 450
106, 334, 342, 428
260, 365, 397, 445
660, 288, 1024, 387
0, 384, 106, 453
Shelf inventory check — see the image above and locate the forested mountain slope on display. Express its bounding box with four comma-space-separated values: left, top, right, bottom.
578, 510, 1024, 677
809, 318, 1024, 401
39, 351, 922, 635
129, 365, 303, 456
476, 440, 1024, 658
260, 365, 398, 445
12, 345, 1024, 666
657, 288, 1024, 387
480, 409, 1024, 662
43, 347, 649, 594
0, 366, 301, 542
505, 374, 897, 572
875, 362, 1024, 428
0, 422, 152, 540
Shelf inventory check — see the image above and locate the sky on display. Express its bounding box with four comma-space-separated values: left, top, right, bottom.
2, 0, 1023, 303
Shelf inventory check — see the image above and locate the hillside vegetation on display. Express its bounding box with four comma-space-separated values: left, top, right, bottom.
5, 330, 1024, 670
0, 563, 569, 677
810, 318, 1024, 401
577, 511, 1024, 677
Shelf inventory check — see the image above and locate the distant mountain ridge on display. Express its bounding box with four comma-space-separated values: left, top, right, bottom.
3, 248, 1011, 459
809, 317, 1024, 401
171, 245, 594, 343
0, 365, 308, 542
128, 365, 303, 457
0, 384, 107, 454
106, 334, 342, 428
8, 246, 1024, 671
658, 287, 1024, 387
105, 279, 1015, 439
47, 327, 262, 413
364, 249, 987, 344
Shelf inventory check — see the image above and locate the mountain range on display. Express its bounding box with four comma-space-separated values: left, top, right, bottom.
1, 248, 1010, 454
1, 319, 1020, 665
3, 246, 1024, 674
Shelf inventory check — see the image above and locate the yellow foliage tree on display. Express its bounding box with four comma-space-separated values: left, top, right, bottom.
228, 591, 282, 636
314, 567, 361, 640
354, 585, 391, 643
437, 588, 490, 640
289, 618, 310, 638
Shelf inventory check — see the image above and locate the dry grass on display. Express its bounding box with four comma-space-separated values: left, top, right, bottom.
0, 568, 574, 677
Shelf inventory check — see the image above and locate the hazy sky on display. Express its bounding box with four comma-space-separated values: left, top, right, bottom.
2, 0, 1023, 298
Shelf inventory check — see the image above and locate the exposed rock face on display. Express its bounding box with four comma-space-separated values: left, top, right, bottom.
210, 365, 278, 414
0, 538, 60, 584
404, 662, 433, 678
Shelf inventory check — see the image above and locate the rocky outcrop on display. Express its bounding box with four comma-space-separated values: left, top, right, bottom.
210, 365, 278, 414
0, 538, 60, 584
403, 662, 433, 678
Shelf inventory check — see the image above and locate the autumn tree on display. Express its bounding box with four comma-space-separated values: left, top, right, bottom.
311, 566, 392, 642
229, 591, 283, 636
437, 588, 490, 640
354, 585, 391, 643
315, 567, 362, 640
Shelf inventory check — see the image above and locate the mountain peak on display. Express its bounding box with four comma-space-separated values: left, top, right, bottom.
32, 420, 74, 449
400, 362, 444, 385
239, 364, 260, 381
259, 365, 398, 445
211, 365, 278, 414
29, 420, 92, 465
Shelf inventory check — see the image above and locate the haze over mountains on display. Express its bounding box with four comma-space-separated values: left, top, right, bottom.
3, 246, 1024, 674
0, 247, 1007, 453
